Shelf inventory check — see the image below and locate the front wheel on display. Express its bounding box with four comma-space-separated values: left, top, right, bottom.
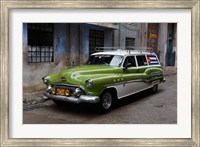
97, 91, 113, 114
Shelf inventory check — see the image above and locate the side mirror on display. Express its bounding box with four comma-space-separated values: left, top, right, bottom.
123, 63, 132, 70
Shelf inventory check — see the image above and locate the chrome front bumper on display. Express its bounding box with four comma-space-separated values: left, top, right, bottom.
44, 92, 100, 104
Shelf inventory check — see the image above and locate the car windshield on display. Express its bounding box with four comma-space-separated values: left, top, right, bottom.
87, 55, 124, 67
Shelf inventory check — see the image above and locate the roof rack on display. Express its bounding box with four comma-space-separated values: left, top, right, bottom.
95, 46, 154, 53
95, 47, 120, 52
125, 46, 154, 53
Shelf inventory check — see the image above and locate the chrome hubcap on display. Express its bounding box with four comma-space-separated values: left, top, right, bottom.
102, 93, 112, 110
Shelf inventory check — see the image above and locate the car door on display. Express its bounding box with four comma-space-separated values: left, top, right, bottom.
122, 56, 140, 97
123, 55, 149, 97
135, 55, 150, 90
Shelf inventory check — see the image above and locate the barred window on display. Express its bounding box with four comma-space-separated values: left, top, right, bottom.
89, 29, 104, 55
126, 37, 135, 48
28, 46, 54, 63
27, 23, 54, 63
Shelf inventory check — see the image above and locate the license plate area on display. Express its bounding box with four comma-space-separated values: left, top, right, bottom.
56, 88, 67, 96
52, 85, 76, 96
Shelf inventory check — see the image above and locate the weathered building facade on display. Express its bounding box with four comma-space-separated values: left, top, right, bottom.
23, 23, 141, 92
152, 23, 177, 69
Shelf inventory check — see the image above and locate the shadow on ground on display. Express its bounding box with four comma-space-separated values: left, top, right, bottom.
49, 88, 164, 115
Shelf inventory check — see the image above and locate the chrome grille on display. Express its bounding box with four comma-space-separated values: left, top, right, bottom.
51, 84, 84, 96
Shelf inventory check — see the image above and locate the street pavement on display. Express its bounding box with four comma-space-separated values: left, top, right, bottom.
23, 74, 177, 124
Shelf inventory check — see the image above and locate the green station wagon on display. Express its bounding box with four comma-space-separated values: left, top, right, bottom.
42, 48, 165, 113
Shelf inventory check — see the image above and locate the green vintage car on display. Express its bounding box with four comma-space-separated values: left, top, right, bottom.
42, 48, 165, 113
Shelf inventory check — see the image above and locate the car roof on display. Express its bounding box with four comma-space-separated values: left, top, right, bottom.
92, 49, 156, 56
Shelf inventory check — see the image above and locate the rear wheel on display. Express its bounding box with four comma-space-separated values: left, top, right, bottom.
97, 91, 114, 114
150, 84, 158, 93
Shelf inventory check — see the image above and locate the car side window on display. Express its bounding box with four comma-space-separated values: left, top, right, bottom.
123, 56, 136, 67
136, 55, 148, 66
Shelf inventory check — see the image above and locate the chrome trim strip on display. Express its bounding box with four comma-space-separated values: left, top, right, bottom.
51, 83, 85, 91
118, 86, 153, 99
52, 82, 80, 87
107, 77, 163, 99
106, 79, 144, 87
44, 92, 100, 104
106, 77, 163, 87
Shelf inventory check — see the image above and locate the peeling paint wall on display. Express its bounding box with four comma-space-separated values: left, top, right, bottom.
23, 23, 69, 93
70, 24, 80, 66
157, 23, 177, 68
104, 30, 113, 47
157, 23, 168, 67
113, 29, 120, 47
54, 23, 69, 65
79, 23, 114, 64
117, 23, 140, 49
80, 24, 89, 64
23, 24, 28, 52
139, 23, 148, 47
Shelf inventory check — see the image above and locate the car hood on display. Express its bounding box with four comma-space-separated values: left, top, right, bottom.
57, 65, 115, 85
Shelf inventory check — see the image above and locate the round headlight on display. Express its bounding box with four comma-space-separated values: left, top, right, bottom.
42, 76, 49, 84
73, 88, 82, 97
52, 88, 56, 95
85, 79, 93, 88
47, 85, 52, 92
65, 89, 70, 96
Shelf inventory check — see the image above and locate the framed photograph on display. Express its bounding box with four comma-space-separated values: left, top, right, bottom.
1, 0, 199, 146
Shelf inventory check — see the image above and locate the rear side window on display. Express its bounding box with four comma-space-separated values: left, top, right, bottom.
147, 55, 160, 65
123, 56, 136, 67
136, 55, 148, 66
